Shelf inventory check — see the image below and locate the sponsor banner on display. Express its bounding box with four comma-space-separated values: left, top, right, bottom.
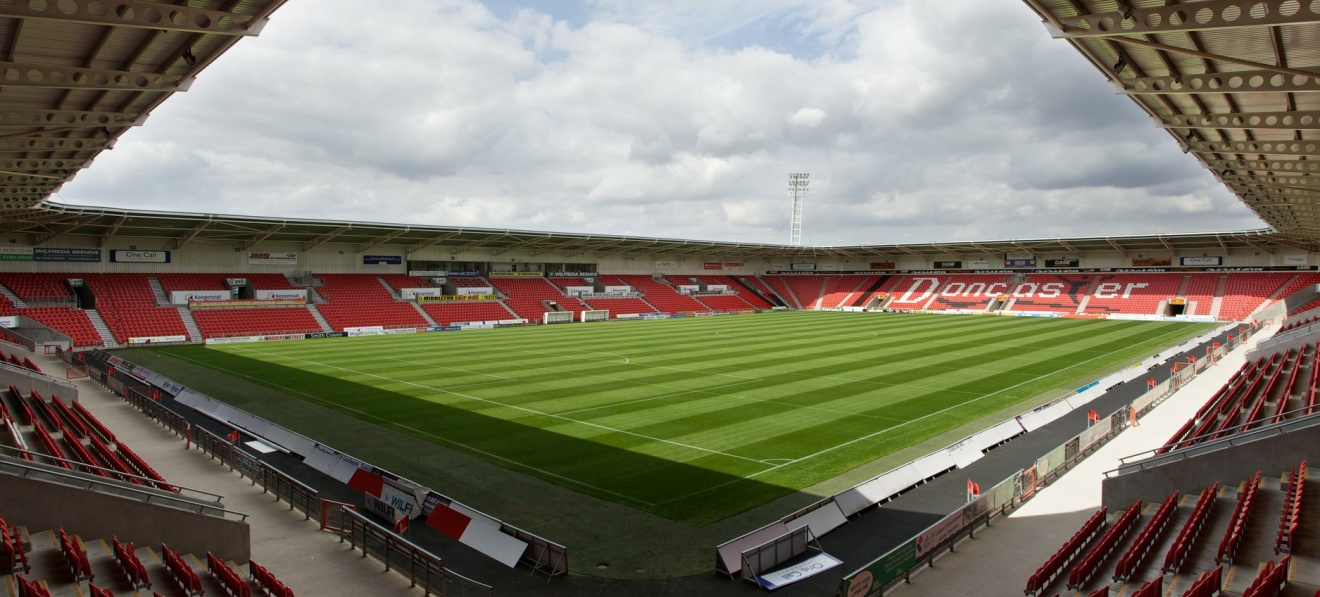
35, 248, 101, 262
448, 271, 481, 277
604, 285, 632, 294
870, 261, 897, 270
0, 316, 17, 327
307, 331, 348, 339
791, 262, 816, 271
771, 263, 788, 271
757, 552, 843, 591
346, 327, 418, 337
409, 270, 447, 277
723, 262, 744, 269
915, 498, 984, 558
255, 289, 307, 301
488, 271, 543, 277
1131, 257, 1172, 267
363, 254, 402, 265
676, 284, 699, 294
345, 326, 383, 333
933, 260, 962, 269
1006, 258, 1036, 268
1284, 254, 1308, 266
427, 326, 462, 332
111, 249, 170, 263
225, 278, 248, 286
248, 251, 298, 265
0, 246, 33, 261
127, 335, 188, 345
703, 262, 723, 270
190, 298, 305, 308
201, 331, 307, 346
547, 271, 598, 278
400, 287, 443, 299
418, 294, 498, 302
1181, 256, 1222, 266
172, 290, 230, 304
456, 287, 494, 296
1044, 258, 1079, 268
842, 539, 915, 597
1005, 251, 1033, 260
708, 284, 728, 292
564, 286, 595, 296
654, 260, 678, 270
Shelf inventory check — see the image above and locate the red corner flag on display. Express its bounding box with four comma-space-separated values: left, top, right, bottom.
226, 430, 240, 442
394, 515, 410, 534
967, 479, 980, 496
1087, 410, 1099, 424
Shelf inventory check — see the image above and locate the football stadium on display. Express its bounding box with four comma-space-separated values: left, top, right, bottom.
2, 2, 1320, 597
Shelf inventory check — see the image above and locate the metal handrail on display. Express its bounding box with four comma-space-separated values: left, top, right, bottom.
1106, 409, 1320, 477
0, 444, 225, 503
0, 454, 248, 521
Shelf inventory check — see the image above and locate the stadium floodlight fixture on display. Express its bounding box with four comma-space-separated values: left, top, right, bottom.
788, 173, 809, 247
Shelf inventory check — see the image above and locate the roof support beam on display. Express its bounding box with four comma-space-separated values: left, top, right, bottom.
0, 136, 113, 153
302, 226, 350, 251
1119, 67, 1320, 96
1106, 238, 1128, 257
355, 228, 409, 253
0, 60, 190, 92
0, 211, 80, 234
3, 0, 267, 36
1190, 139, 1319, 157
1206, 159, 1319, 174
1221, 175, 1320, 189
0, 107, 145, 129
32, 217, 97, 245
241, 224, 285, 250
1049, 0, 1320, 39
168, 219, 211, 250
406, 231, 463, 254
1160, 110, 1320, 131
98, 215, 126, 248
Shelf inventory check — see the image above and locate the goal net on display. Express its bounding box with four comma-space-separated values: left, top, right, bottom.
581, 310, 609, 323
543, 311, 575, 324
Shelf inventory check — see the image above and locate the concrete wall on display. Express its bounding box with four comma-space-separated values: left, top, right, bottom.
0, 473, 250, 561
1101, 424, 1320, 509
1, 366, 79, 402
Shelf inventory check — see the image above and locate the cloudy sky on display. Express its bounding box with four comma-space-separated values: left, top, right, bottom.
53, 0, 1266, 246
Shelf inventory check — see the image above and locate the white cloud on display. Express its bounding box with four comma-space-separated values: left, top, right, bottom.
53, 0, 1265, 245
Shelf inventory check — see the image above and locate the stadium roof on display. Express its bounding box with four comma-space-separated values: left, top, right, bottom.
0, 1, 1317, 258
1022, 0, 1320, 247
0, 201, 1301, 260
0, 0, 287, 212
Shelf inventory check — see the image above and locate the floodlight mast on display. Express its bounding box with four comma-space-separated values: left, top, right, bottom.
788, 173, 809, 247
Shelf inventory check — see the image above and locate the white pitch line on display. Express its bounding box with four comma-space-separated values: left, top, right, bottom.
226, 346, 775, 466
655, 325, 1196, 506
169, 352, 658, 507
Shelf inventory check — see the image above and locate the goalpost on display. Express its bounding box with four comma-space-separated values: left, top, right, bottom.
580, 309, 609, 323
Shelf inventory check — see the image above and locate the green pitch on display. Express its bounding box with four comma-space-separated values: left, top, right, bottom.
132, 312, 1213, 525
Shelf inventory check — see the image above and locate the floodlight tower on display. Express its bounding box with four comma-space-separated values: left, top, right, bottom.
788, 173, 809, 246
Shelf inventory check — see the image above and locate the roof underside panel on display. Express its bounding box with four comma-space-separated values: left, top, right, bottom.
1023, 0, 1320, 245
